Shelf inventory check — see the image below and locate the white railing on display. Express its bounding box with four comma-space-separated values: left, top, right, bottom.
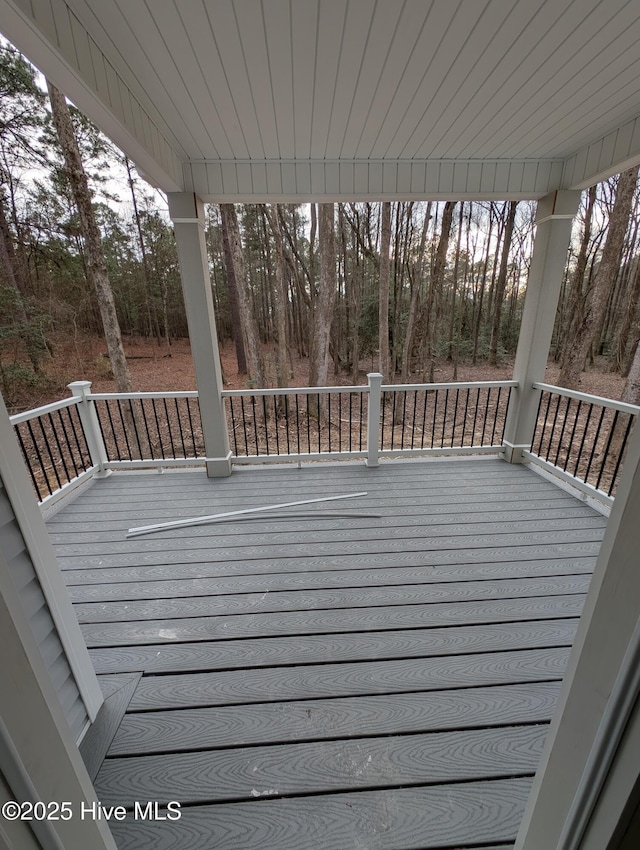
13, 374, 635, 508
10, 375, 519, 504
526, 382, 639, 504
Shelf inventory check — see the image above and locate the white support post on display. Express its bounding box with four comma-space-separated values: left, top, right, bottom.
501, 190, 581, 463
67, 380, 108, 474
366, 373, 382, 467
515, 413, 640, 850
168, 192, 231, 477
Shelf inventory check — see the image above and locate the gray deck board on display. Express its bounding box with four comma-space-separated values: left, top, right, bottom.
72, 573, 591, 622
90, 618, 579, 677
96, 725, 546, 806
80, 594, 586, 647
110, 682, 561, 755
52, 515, 606, 557
107, 777, 531, 850
126, 646, 570, 708
63, 555, 597, 593
46, 459, 606, 849
79, 673, 140, 781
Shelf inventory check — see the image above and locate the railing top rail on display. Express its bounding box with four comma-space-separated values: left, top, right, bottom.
87, 390, 199, 401
533, 382, 640, 416
222, 385, 367, 397
9, 396, 79, 425
381, 380, 518, 392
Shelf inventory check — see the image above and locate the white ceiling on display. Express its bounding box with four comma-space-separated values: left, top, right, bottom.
3, 0, 640, 199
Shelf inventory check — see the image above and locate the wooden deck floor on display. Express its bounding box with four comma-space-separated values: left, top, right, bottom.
48, 458, 607, 850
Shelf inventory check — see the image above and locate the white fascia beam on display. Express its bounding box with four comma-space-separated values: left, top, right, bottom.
184, 158, 566, 202
563, 114, 640, 190
0, 0, 184, 193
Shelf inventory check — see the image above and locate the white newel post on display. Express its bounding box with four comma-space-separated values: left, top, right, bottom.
501, 189, 581, 463
366, 373, 382, 467
67, 380, 108, 474
168, 192, 231, 477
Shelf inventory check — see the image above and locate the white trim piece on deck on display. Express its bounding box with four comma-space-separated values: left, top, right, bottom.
0, 396, 103, 721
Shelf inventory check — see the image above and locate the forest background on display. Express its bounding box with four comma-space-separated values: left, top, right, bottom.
2, 44, 640, 413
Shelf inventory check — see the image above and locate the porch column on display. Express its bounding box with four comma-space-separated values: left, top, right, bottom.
515, 414, 640, 850
168, 192, 231, 477
501, 189, 580, 462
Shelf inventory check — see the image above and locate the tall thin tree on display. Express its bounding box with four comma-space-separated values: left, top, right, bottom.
47, 82, 132, 392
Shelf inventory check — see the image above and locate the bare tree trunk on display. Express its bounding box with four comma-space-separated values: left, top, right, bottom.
219, 203, 264, 386
560, 186, 597, 369
265, 204, 291, 387
378, 201, 391, 381
309, 204, 337, 388
48, 82, 132, 393
219, 208, 247, 375
424, 201, 455, 381
489, 201, 518, 366
559, 166, 639, 388
401, 202, 431, 382
124, 157, 162, 348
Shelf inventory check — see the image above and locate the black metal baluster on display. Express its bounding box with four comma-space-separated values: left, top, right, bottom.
573, 403, 594, 478
431, 391, 438, 449
584, 405, 606, 483
563, 400, 581, 472
545, 393, 562, 462
262, 395, 270, 455
19, 424, 46, 500
273, 396, 280, 455
228, 397, 239, 457
451, 389, 460, 447
186, 398, 197, 457
128, 400, 144, 459
609, 415, 634, 496
140, 400, 155, 460
251, 395, 259, 455
441, 389, 449, 448
595, 409, 619, 493
151, 399, 166, 460
499, 387, 512, 443
553, 397, 571, 467
480, 388, 491, 446
66, 406, 87, 469
381, 391, 387, 450
490, 387, 502, 446
240, 396, 250, 456
55, 409, 79, 478
100, 401, 118, 460
117, 400, 133, 460
535, 392, 553, 456
37, 416, 61, 491
420, 390, 428, 449
162, 398, 176, 459
284, 395, 291, 455
174, 398, 187, 458
461, 389, 470, 447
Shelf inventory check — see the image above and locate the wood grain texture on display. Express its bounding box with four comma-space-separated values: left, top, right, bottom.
45, 459, 605, 850
60, 543, 600, 585
107, 777, 531, 849
96, 725, 546, 806
79, 594, 586, 647
72, 573, 591, 623
79, 673, 140, 781
57, 528, 605, 571
126, 647, 570, 710
90, 618, 579, 678
109, 681, 561, 755
66, 558, 595, 603
47, 508, 606, 556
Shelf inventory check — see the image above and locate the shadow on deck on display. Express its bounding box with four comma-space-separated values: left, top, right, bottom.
47, 458, 607, 849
